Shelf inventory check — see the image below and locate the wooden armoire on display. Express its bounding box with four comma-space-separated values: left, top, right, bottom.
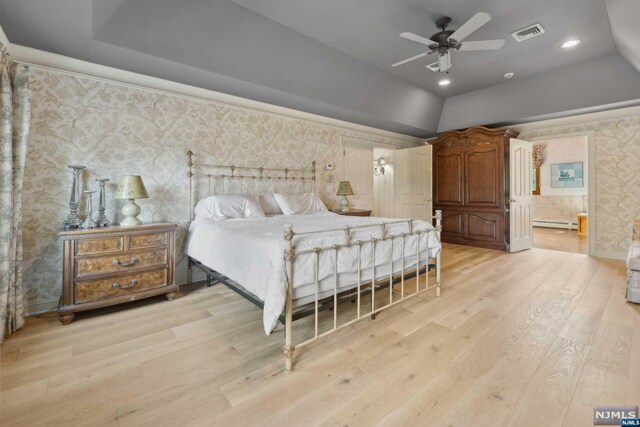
431, 126, 518, 251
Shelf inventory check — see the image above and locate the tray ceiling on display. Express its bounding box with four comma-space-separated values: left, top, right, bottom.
1, 0, 639, 135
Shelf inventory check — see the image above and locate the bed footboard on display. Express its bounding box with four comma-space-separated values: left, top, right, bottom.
283, 211, 443, 373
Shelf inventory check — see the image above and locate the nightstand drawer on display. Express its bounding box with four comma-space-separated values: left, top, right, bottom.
59, 222, 178, 324
128, 232, 167, 250
75, 249, 167, 277
76, 236, 124, 255
75, 268, 168, 304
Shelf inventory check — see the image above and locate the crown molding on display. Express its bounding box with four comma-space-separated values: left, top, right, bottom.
6, 42, 421, 144
511, 104, 640, 133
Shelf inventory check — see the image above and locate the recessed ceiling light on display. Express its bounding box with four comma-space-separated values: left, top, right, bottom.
504, 72, 515, 79
561, 39, 581, 49
439, 79, 451, 86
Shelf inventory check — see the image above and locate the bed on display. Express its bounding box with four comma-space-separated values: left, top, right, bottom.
185, 151, 442, 372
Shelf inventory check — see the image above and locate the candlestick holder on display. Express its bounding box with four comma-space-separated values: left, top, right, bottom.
81, 191, 97, 229
63, 165, 86, 229
95, 178, 110, 227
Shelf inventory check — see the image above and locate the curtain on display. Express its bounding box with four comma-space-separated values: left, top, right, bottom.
0, 42, 30, 341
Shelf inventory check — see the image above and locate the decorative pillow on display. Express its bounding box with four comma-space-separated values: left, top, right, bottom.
258, 193, 283, 216
273, 193, 327, 215
194, 194, 265, 221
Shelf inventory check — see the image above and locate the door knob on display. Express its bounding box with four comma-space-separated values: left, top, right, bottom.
509, 198, 517, 203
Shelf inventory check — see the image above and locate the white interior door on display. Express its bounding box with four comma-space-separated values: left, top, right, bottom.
373, 147, 396, 217
343, 143, 374, 210
395, 145, 432, 220
510, 138, 533, 252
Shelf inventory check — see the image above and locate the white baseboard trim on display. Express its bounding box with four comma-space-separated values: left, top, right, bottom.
595, 250, 627, 260
533, 221, 577, 230
24, 297, 59, 316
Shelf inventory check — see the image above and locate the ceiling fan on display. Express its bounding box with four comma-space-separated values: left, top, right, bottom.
392, 12, 505, 72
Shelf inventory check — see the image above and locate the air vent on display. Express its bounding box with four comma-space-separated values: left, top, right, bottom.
425, 61, 440, 72
511, 23, 545, 42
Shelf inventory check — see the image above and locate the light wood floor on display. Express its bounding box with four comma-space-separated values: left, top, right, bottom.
2, 244, 639, 427
533, 227, 588, 254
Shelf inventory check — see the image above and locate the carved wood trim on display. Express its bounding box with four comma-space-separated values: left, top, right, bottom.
430, 126, 519, 149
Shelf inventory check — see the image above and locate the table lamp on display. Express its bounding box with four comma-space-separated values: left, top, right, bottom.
115, 175, 149, 227
336, 181, 354, 212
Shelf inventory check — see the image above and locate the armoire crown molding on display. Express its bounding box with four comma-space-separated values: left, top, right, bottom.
5, 41, 421, 145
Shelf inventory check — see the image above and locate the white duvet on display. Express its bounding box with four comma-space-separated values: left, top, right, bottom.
185, 212, 440, 334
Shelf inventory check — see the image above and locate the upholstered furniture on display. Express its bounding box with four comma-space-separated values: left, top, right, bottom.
57, 223, 178, 324
430, 126, 518, 251
627, 220, 640, 303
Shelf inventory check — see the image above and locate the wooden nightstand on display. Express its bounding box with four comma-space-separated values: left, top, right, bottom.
577, 213, 588, 236
57, 222, 178, 324
331, 209, 373, 217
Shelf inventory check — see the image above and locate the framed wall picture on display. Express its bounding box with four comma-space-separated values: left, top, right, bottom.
551, 162, 584, 188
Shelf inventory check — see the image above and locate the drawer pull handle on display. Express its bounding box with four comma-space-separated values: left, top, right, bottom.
112, 279, 138, 289
113, 257, 138, 267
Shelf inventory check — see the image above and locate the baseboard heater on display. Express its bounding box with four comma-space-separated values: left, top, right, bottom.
533, 220, 577, 230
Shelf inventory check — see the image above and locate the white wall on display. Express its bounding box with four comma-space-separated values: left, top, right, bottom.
373, 148, 396, 217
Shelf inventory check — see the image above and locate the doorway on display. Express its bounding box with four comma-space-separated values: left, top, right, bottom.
341, 138, 433, 219
530, 135, 590, 254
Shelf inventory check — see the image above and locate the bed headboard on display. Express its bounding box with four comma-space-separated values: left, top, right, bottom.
187, 150, 316, 223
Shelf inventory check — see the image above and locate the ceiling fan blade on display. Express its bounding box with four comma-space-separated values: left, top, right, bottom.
449, 12, 491, 42
391, 52, 429, 67
438, 52, 451, 72
457, 39, 505, 51
425, 61, 440, 72
399, 32, 436, 47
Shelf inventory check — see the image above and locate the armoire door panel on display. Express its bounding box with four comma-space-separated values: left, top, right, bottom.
464, 212, 502, 242
435, 152, 463, 206
465, 148, 500, 208
440, 211, 464, 239
431, 126, 517, 251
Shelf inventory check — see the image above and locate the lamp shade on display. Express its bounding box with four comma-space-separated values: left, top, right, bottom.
115, 175, 149, 200
336, 181, 354, 196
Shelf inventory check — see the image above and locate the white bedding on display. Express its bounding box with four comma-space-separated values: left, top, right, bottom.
185, 212, 440, 334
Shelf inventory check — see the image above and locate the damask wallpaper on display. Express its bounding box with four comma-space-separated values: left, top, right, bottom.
520, 115, 640, 257
24, 67, 418, 312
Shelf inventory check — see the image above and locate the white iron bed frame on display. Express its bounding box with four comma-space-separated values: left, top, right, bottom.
186, 150, 442, 372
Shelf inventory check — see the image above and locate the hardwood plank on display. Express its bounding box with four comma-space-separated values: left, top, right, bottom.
502, 337, 590, 427
432, 295, 493, 329
533, 227, 588, 254
584, 321, 632, 377
1, 245, 638, 427
562, 366, 627, 427
436, 349, 543, 427
628, 316, 640, 402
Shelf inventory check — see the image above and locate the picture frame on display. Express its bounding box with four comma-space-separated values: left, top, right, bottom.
551, 162, 584, 188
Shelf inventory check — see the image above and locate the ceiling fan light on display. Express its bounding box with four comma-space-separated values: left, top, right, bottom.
560, 39, 581, 49
439, 79, 451, 86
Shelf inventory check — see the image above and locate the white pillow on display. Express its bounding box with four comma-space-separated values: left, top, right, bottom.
194, 194, 265, 221
258, 193, 283, 216
273, 193, 328, 215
